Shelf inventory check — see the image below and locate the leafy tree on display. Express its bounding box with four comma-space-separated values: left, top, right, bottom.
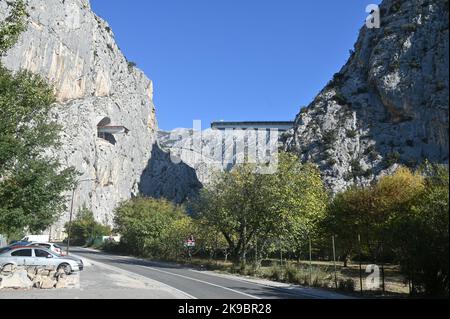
64, 205, 111, 246
192, 152, 328, 266
113, 197, 187, 257
0, 0, 77, 238
0, 0, 27, 55
389, 164, 449, 296
326, 167, 425, 265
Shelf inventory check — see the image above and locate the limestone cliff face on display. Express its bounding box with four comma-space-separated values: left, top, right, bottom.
285, 0, 449, 193
1, 0, 157, 237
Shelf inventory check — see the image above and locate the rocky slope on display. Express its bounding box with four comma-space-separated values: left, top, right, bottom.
148, 127, 283, 202
285, 0, 449, 193
0, 0, 157, 238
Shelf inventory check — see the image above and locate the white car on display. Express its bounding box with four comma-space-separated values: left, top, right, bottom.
0, 246, 83, 274
26, 242, 65, 256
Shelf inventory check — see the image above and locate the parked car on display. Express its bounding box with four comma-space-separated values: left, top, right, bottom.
21, 235, 50, 243
0, 246, 83, 274
8, 241, 31, 247
26, 242, 65, 256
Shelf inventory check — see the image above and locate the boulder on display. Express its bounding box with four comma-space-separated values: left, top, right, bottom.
0, 270, 33, 290
40, 277, 57, 289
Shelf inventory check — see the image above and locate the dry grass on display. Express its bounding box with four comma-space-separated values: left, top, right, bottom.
180, 257, 410, 297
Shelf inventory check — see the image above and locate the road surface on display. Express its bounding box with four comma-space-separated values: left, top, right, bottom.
71, 247, 349, 299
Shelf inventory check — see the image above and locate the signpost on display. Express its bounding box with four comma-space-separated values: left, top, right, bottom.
184, 235, 195, 259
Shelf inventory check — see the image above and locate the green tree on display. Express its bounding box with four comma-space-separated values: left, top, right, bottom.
113, 197, 187, 257
192, 152, 328, 266
326, 167, 425, 265
0, 0, 77, 238
0, 0, 27, 55
64, 205, 111, 246
389, 164, 449, 296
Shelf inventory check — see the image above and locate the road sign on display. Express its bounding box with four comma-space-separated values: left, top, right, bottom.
184, 240, 195, 247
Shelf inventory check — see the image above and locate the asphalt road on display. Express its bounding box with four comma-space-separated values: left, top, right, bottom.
70, 247, 345, 299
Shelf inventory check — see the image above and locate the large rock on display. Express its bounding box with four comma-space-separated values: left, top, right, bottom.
284, 0, 449, 193
150, 127, 282, 203
0, 269, 33, 290
0, 0, 158, 236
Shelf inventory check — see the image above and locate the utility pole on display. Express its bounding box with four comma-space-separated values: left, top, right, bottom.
332, 235, 338, 289
66, 178, 97, 255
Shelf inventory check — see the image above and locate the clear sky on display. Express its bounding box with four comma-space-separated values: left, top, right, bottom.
90, 0, 381, 131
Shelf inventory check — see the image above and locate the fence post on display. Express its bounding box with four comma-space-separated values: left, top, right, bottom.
358, 234, 363, 294
332, 235, 338, 289
381, 242, 386, 294
309, 236, 312, 286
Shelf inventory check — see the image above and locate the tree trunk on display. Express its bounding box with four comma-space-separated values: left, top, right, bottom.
240, 221, 247, 270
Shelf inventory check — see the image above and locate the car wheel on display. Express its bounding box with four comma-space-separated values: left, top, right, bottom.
1, 263, 15, 272
57, 263, 72, 275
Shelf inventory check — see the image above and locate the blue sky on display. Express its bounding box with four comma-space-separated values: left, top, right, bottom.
90, 0, 381, 130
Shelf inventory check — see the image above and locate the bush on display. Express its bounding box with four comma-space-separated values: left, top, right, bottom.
338, 278, 355, 292
322, 130, 338, 146
328, 158, 338, 166
346, 129, 358, 138
113, 197, 190, 258
268, 265, 284, 282
284, 264, 300, 283
64, 205, 111, 246
333, 92, 348, 105
385, 152, 401, 167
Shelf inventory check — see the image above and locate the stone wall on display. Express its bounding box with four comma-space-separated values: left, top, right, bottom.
0, 265, 80, 290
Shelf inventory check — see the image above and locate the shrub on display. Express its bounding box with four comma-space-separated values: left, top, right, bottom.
346, 129, 358, 138
284, 264, 300, 283
333, 92, 348, 105
268, 265, 284, 282
113, 197, 189, 258
390, 1, 402, 13
384, 27, 394, 36
328, 158, 338, 166
322, 130, 338, 146
64, 205, 111, 246
385, 152, 401, 167
401, 24, 417, 32
338, 278, 355, 292
351, 159, 364, 177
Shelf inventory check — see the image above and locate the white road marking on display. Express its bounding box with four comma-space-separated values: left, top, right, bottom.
140, 265, 261, 299
188, 269, 325, 299
73, 254, 196, 299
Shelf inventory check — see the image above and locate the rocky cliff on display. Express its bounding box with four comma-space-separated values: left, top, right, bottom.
285, 0, 449, 193
0, 0, 157, 238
